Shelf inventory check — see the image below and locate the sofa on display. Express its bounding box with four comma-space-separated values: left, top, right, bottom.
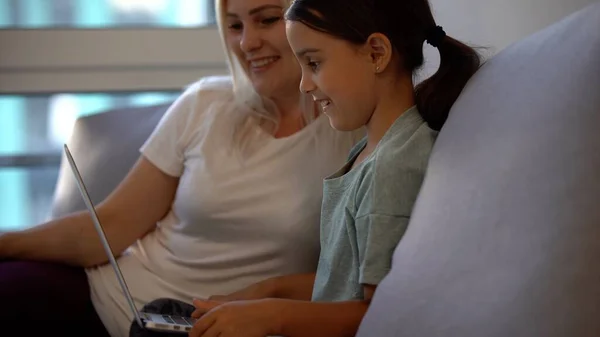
51, 103, 170, 218
4, 2, 598, 335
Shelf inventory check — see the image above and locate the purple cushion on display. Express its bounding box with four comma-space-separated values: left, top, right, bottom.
0, 260, 109, 336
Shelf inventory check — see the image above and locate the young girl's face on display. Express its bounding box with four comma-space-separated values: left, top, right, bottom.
286, 21, 379, 131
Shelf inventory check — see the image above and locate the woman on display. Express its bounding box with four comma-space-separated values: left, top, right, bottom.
0, 0, 363, 336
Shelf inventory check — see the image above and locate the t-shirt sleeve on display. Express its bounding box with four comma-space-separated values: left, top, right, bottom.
354, 127, 434, 286
355, 213, 410, 285
140, 87, 199, 177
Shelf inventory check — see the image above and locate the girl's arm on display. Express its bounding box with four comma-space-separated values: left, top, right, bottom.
277, 285, 376, 337
191, 285, 376, 337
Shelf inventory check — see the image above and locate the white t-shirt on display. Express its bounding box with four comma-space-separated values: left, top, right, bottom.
85, 76, 364, 337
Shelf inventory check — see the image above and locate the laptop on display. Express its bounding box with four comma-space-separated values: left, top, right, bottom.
63, 144, 196, 333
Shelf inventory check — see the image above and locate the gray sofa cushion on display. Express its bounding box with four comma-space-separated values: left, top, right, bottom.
50, 103, 170, 218
358, 2, 600, 337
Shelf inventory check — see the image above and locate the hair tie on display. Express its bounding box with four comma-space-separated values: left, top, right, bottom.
426, 25, 446, 48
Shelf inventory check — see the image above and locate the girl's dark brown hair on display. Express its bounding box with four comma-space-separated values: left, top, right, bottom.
285, 0, 482, 131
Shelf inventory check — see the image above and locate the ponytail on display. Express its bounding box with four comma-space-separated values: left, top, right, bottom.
415, 36, 482, 131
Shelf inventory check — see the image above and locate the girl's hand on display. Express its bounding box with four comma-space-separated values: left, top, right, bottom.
189, 298, 282, 337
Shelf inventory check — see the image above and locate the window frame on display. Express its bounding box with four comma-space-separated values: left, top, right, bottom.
0, 27, 228, 94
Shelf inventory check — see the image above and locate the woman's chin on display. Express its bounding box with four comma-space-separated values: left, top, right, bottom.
250, 79, 277, 98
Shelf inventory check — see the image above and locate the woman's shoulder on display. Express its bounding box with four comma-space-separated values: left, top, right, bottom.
159, 76, 236, 123
185, 75, 236, 106
174, 75, 247, 127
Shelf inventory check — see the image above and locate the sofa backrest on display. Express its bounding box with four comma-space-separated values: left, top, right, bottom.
358, 2, 600, 336
50, 103, 170, 218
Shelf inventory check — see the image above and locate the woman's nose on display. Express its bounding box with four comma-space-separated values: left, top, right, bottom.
240, 27, 262, 53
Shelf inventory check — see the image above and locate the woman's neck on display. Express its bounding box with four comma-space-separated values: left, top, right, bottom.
270, 90, 311, 139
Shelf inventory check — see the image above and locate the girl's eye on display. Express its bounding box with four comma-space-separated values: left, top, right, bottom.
307, 61, 320, 71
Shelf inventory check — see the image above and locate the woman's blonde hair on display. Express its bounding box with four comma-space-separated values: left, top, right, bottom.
214, 0, 315, 151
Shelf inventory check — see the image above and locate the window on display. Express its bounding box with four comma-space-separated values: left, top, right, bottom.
0, 0, 215, 28
0, 0, 227, 94
0, 1, 228, 230
0, 92, 180, 231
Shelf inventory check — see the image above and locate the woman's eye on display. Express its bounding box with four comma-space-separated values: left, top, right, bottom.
228, 22, 242, 30
261, 16, 281, 25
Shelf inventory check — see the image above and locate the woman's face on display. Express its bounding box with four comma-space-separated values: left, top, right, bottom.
224, 0, 302, 98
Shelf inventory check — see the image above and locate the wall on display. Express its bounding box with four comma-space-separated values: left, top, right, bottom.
418, 0, 598, 80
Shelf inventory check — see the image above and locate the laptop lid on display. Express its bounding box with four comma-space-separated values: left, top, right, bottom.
63, 144, 144, 328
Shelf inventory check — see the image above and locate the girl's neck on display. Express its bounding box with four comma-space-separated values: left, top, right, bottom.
364, 75, 415, 154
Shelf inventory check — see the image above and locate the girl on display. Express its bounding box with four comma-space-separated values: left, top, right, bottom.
183, 0, 479, 336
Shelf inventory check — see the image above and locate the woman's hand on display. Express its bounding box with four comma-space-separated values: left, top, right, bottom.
189, 298, 282, 337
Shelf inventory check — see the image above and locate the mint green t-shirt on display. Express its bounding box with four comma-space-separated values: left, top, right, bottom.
312, 106, 437, 302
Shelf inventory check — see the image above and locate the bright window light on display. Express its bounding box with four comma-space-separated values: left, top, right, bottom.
109, 0, 168, 13
48, 94, 79, 147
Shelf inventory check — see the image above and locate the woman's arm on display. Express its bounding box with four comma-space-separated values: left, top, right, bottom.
210, 273, 317, 301
270, 272, 317, 300
0, 157, 178, 267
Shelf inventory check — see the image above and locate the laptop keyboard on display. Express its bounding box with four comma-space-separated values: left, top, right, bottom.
162, 315, 196, 326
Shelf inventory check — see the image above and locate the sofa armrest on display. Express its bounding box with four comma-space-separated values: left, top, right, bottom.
50, 103, 170, 219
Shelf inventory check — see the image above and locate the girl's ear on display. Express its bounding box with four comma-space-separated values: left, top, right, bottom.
365, 33, 393, 73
